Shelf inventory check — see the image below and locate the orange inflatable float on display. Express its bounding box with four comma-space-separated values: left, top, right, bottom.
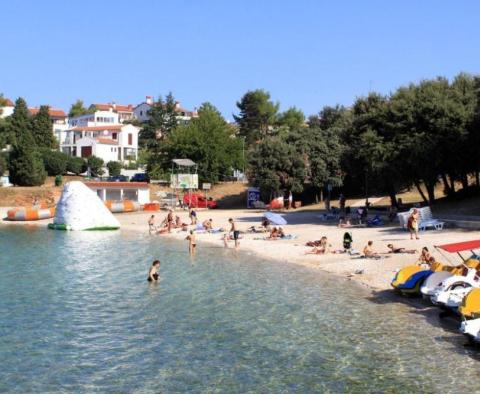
104, 200, 141, 213
7, 207, 55, 221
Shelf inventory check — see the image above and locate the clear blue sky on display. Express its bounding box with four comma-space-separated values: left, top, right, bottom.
1, 1, 479, 119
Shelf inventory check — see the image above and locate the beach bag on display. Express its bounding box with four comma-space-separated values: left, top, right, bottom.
343, 232, 353, 250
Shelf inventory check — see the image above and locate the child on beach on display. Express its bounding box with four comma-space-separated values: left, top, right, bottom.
363, 241, 380, 259
147, 260, 160, 282
203, 218, 213, 231
417, 247, 432, 265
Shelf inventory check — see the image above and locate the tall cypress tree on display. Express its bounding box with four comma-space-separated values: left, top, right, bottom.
8, 132, 46, 186
140, 92, 179, 177
32, 105, 55, 148
9, 97, 34, 146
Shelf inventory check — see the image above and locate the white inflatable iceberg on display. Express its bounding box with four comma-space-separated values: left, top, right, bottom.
49, 181, 120, 231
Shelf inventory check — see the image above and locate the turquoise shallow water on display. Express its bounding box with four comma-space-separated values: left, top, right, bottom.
1, 227, 480, 393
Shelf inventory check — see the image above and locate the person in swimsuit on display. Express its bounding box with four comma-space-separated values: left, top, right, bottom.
189, 208, 197, 225
186, 230, 196, 255
387, 244, 417, 254
363, 241, 380, 259
203, 218, 213, 231
306, 236, 329, 254
417, 247, 432, 265
167, 209, 174, 233
147, 260, 160, 282
408, 209, 420, 240
148, 215, 156, 234
228, 218, 239, 249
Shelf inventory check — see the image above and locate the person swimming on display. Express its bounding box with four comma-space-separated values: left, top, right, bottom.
147, 260, 160, 282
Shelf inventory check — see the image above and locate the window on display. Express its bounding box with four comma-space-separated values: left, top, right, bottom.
140, 111, 143, 116
112, 133, 117, 140
128, 133, 133, 145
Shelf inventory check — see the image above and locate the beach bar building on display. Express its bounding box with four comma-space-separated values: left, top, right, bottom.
85, 182, 150, 204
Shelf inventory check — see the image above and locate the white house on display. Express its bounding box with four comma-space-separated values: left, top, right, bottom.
85, 181, 150, 204
89, 103, 135, 123
133, 96, 198, 124
68, 109, 119, 128
29, 107, 69, 143
61, 124, 140, 163
0, 98, 15, 118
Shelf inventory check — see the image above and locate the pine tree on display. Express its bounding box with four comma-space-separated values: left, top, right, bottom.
8, 97, 33, 146
234, 90, 279, 146
32, 105, 56, 148
68, 99, 91, 118
140, 92, 179, 178
8, 135, 46, 186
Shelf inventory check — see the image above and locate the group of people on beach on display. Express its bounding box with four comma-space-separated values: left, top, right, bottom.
146, 214, 241, 282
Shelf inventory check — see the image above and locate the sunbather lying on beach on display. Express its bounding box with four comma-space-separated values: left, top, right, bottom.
306, 236, 330, 254
387, 244, 417, 254
338, 217, 352, 228
268, 227, 287, 239
363, 241, 380, 259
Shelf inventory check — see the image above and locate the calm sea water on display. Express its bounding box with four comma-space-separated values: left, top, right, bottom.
0, 226, 479, 393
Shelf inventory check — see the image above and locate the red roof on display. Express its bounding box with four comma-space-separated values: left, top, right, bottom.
437, 240, 480, 253
93, 103, 134, 112
29, 107, 67, 118
72, 125, 124, 131
4, 98, 14, 106
85, 182, 149, 189
96, 138, 118, 145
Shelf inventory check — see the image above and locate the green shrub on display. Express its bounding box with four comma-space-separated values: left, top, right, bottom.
87, 155, 104, 177
107, 161, 122, 176
42, 150, 68, 176
66, 156, 87, 175
8, 145, 47, 186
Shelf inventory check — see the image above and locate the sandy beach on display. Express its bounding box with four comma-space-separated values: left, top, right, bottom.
3, 206, 479, 292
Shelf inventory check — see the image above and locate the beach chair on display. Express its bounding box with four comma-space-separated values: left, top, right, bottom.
397, 212, 410, 229
417, 207, 444, 231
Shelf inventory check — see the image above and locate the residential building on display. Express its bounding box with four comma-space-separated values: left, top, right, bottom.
0, 98, 15, 118
89, 103, 135, 123
68, 109, 119, 128
29, 107, 69, 143
61, 123, 140, 164
85, 182, 150, 204
133, 96, 198, 124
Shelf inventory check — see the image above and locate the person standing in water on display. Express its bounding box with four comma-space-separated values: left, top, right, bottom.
147, 260, 160, 282
148, 215, 156, 234
167, 209, 174, 233
228, 218, 240, 249
186, 230, 196, 255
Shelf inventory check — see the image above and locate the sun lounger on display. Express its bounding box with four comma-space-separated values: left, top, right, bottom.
417, 207, 444, 231
397, 207, 444, 231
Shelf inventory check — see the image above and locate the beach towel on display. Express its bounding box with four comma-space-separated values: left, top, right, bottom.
254, 235, 297, 241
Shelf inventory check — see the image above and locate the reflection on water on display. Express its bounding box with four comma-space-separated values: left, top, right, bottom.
0, 226, 479, 393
